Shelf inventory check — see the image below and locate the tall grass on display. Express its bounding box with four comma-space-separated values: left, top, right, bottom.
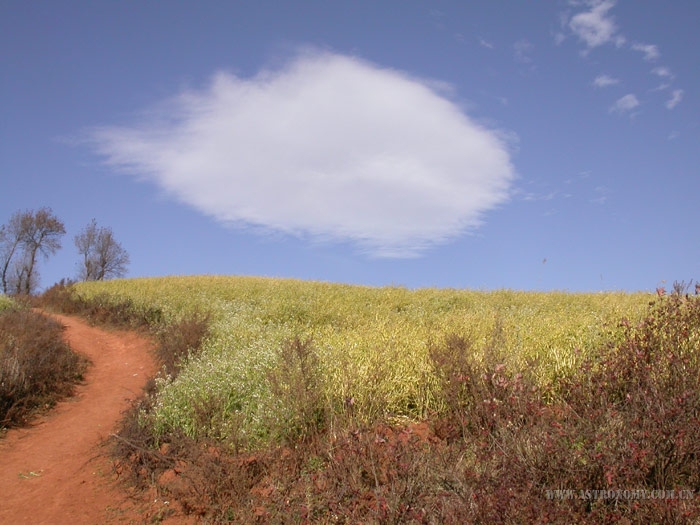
69, 276, 648, 446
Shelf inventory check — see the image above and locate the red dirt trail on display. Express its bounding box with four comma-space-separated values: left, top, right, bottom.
0, 313, 190, 524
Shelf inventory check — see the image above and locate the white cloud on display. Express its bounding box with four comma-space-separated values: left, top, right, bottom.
631, 42, 660, 61
88, 51, 515, 258
666, 89, 684, 109
652, 66, 673, 78
593, 74, 619, 87
569, 0, 625, 50
610, 93, 640, 114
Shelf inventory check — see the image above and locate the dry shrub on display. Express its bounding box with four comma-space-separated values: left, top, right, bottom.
428, 322, 539, 441
553, 291, 700, 520
0, 308, 89, 429
38, 280, 163, 328
151, 434, 267, 521
266, 336, 328, 444
144, 421, 449, 524
155, 309, 210, 378
113, 417, 267, 520
424, 292, 700, 522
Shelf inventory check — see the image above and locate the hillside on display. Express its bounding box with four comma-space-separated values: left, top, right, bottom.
68, 276, 647, 442
38, 276, 699, 522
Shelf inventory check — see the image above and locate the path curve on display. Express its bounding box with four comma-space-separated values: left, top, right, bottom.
0, 312, 186, 524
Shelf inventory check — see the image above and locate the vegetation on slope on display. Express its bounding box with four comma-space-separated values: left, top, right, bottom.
66, 275, 648, 445
0, 303, 89, 430
38, 277, 700, 522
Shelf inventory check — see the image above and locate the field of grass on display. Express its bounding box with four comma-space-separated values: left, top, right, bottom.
71, 275, 649, 445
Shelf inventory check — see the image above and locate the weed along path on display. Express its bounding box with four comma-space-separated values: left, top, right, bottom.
0, 313, 184, 524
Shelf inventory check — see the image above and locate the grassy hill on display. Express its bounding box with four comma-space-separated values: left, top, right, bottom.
47, 276, 699, 522
71, 275, 648, 444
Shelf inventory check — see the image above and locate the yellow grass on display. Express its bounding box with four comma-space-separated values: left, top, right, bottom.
73, 275, 649, 443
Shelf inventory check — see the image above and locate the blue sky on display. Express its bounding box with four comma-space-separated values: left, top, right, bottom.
2, 1, 698, 292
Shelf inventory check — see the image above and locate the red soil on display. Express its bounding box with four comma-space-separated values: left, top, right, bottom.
0, 313, 190, 524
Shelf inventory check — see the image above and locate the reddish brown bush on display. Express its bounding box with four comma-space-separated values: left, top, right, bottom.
424, 292, 700, 522
0, 308, 88, 429
266, 336, 328, 444
155, 309, 210, 378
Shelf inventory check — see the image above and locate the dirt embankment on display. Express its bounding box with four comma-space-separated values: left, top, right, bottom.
0, 313, 188, 524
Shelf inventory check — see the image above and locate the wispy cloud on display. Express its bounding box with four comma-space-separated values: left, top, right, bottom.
666, 89, 684, 109
652, 66, 673, 79
609, 93, 640, 114
513, 39, 534, 63
520, 190, 559, 202
87, 50, 515, 258
429, 9, 446, 31
631, 42, 660, 61
651, 83, 671, 92
593, 74, 620, 88
591, 185, 611, 205
568, 0, 625, 50
478, 37, 494, 49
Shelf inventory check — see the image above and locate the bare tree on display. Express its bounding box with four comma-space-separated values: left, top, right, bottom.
7, 252, 40, 295
75, 219, 130, 281
0, 208, 65, 294
0, 215, 23, 294
19, 208, 66, 294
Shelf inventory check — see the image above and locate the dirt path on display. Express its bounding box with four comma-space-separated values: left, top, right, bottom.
0, 313, 188, 524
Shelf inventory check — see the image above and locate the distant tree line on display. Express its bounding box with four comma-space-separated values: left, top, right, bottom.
0, 207, 129, 295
